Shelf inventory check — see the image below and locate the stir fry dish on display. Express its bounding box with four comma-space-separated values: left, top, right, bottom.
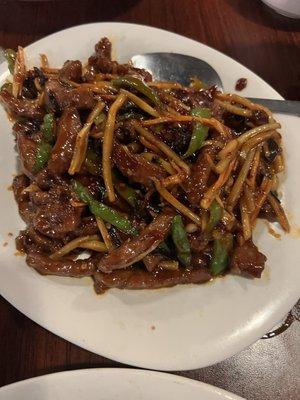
0, 38, 289, 293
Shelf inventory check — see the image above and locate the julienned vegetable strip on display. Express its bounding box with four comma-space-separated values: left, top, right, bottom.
133, 121, 190, 174
69, 101, 105, 175
119, 89, 159, 117
153, 178, 202, 225
50, 235, 106, 260
12, 46, 26, 98
73, 180, 138, 236
102, 92, 127, 202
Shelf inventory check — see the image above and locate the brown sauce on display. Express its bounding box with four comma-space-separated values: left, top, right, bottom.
235, 77, 247, 91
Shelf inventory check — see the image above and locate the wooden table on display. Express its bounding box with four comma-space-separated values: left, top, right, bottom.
0, 1, 299, 399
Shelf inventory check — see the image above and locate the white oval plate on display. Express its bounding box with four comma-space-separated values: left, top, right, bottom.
0, 368, 243, 400
0, 23, 299, 371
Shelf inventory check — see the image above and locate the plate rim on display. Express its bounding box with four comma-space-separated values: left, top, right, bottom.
0, 367, 244, 399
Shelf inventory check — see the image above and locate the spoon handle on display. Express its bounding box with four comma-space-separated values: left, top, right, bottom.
248, 98, 300, 116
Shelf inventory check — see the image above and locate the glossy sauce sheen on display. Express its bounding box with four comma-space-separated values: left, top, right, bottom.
235, 78, 247, 91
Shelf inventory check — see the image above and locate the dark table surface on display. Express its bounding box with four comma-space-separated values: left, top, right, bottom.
0, 1, 299, 399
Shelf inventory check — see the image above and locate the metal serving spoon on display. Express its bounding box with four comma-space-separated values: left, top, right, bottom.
131, 53, 300, 116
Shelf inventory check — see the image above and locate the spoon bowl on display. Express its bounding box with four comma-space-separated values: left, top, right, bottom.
131, 53, 223, 89
131, 52, 300, 115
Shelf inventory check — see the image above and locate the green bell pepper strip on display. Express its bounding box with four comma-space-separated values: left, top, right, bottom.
209, 233, 233, 276
33, 142, 52, 173
190, 77, 209, 90
171, 215, 191, 267
73, 180, 138, 236
33, 114, 56, 173
183, 107, 211, 158
157, 241, 171, 256
118, 111, 145, 121
1, 82, 12, 93
111, 75, 160, 105
5, 49, 16, 75
94, 112, 106, 129
207, 200, 223, 231
209, 239, 228, 276
84, 148, 102, 176
41, 113, 55, 144
114, 180, 139, 208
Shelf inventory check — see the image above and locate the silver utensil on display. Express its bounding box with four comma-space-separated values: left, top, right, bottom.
131, 53, 300, 115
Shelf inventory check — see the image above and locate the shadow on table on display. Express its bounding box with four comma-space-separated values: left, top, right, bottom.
0, 0, 140, 36
223, 0, 300, 32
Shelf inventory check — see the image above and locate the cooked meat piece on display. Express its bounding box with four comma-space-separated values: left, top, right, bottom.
158, 124, 191, 154
13, 174, 83, 239
13, 119, 39, 136
143, 253, 167, 272
91, 37, 111, 62
88, 37, 113, 73
186, 149, 212, 206
263, 138, 281, 164
250, 110, 269, 126
16, 230, 36, 253
12, 174, 30, 199
44, 78, 95, 112
230, 240, 266, 278
16, 228, 63, 254
32, 186, 83, 239
83, 64, 96, 82
96, 209, 175, 273
114, 143, 167, 187
116, 64, 152, 81
0, 90, 43, 120
73, 216, 99, 237
189, 232, 210, 253
16, 133, 38, 177
34, 169, 56, 190
191, 253, 210, 269
29, 190, 52, 205
175, 86, 217, 108
94, 266, 212, 293
222, 113, 248, 134
47, 107, 81, 174
32, 201, 82, 238
28, 227, 63, 252
89, 37, 152, 81
12, 174, 34, 223
59, 60, 82, 82
22, 71, 39, 99
27, 252, 97, 277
